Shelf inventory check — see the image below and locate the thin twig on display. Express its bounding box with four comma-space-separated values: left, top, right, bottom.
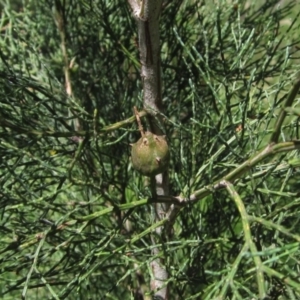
270, 77, 300, 143
0, 110, 147, 137
223, 180, 266, 299
134, 106, 145, 136
174, 140, 300, 204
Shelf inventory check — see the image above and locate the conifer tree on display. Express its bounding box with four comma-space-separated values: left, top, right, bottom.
1, 0, 300, 299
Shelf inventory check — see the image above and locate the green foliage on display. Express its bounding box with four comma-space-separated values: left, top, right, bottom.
1, 0, 300, 299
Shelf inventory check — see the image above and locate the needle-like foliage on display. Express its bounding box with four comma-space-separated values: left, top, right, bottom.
1, 0, 300, 299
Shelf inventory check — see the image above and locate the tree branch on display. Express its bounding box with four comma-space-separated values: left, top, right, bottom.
128, 0, 169, 298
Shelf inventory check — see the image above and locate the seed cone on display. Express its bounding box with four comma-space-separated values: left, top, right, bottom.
131, 131, 170, 176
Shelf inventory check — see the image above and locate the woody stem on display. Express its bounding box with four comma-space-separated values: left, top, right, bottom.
134, 106, 145, 137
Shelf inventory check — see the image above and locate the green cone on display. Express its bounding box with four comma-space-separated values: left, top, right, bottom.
131, 131, 170, 176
